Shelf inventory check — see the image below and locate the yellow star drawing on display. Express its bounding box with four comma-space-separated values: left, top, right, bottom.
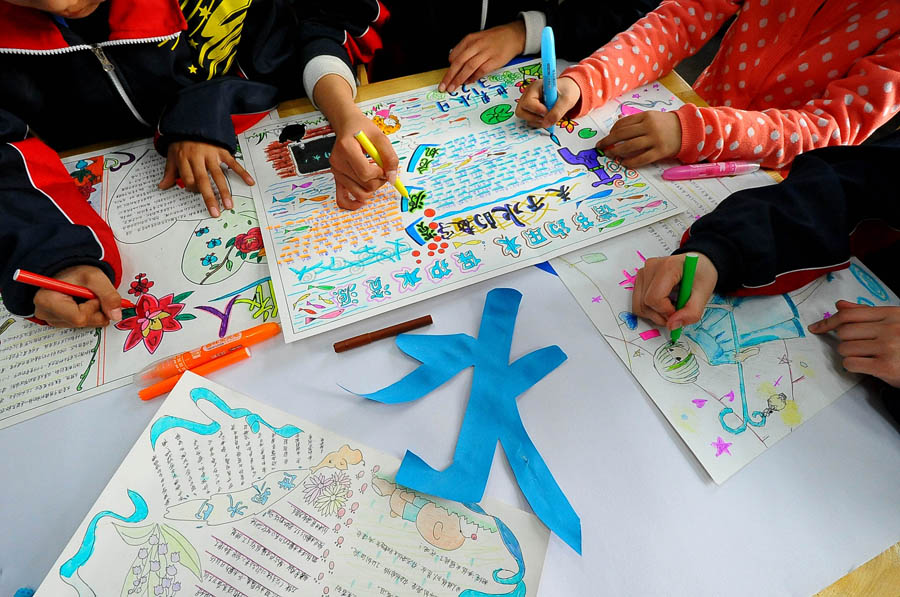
197, 5, 210, 18
189, 38, 199, 49
188, 64, 198, 74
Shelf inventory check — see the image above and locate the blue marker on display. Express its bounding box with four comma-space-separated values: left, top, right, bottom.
541, 26, 561, 146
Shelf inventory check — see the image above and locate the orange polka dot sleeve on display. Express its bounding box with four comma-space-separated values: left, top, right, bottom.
677, 36, 900, 168
561, 0, 742, 116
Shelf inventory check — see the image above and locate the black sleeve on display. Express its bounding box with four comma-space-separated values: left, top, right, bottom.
675, 130, 900, 295
155, 78, 279, 156
0, 109, 120, 315
547, 0, 660, 61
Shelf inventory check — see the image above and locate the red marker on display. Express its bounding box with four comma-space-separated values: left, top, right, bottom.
13, 269, 134, 308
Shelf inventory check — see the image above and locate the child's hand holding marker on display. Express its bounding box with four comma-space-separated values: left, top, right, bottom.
440, 21, 527, 93
632, 253, 717, 333
31, 265, 126, 328
159, 140, 255, 218
516, 76, 581, 130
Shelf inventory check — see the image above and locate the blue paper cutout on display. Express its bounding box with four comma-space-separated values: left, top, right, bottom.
349, 288, 582, 553
533, 261, 558, 276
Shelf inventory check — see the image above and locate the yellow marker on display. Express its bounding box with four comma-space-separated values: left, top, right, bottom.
354, 130, 409, 200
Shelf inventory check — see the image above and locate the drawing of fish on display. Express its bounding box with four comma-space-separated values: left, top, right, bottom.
450, 117, 467, 123
616, 194, 645, 202
273, 195, 296, 203
291, 182, 314, 190
631, 200, 666, 213
453, 240, 483, 248
304, 308, 345, 324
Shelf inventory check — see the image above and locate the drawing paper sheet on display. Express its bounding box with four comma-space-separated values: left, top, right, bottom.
242, 60, 691, 342
0, 138, 278, 429
551, 173, 900, 483
35, 371, 550, 597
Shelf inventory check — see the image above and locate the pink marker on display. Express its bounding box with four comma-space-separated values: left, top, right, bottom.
662, 161, 760, 181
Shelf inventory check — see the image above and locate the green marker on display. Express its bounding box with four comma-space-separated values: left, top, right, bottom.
670, 253, 700, 343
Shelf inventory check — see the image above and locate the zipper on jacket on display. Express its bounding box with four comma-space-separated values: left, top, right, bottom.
90, 44, 151, 128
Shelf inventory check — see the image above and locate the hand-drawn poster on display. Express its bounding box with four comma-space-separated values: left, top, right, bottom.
242, 60, 688, 342
551, 175, 900, 483
0, 139, 278, 429
35, 371, 550, 597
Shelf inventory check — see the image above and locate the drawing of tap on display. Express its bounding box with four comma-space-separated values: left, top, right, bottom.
194, 500, 214, 521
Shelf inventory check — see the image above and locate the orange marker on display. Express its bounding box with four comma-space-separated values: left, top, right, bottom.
138, 347, 252, 401
13, 269, 135, 308
134, 322, 280, 386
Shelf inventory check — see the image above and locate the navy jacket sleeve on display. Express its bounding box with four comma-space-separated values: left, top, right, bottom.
155, 78, 280, 155
675, 131, 900, 296
0, 109, 121, 316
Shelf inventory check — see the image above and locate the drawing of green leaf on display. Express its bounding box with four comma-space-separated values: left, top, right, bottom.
223, 222, 228, 229
256, 256, 264, 263
160, 524, 202, 579
605, 218, 626, 228
225, 259, 233, 271
236, 251, 247, 259
174, 313, 196, 321
112, 523, 155, 546
121, 308, 137, 319
172, 291, 194, 304
247, 219, 253, 225
226, 237, 236, 248
249, 252, 258, 260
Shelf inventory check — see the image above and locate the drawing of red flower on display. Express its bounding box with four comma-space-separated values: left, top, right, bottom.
128, 273, 155, 297
234, 227, 263, 254
115, 292, 193, 354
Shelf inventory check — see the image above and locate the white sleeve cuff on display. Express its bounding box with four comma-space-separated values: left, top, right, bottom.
302, 55, 357, 108
519, 11, 547, 55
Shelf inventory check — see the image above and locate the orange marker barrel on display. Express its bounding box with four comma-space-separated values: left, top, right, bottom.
138, 348, 252, 401
134, 322, 280, 387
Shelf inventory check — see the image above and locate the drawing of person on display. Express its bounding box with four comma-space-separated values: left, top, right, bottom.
372, 476, 473, 551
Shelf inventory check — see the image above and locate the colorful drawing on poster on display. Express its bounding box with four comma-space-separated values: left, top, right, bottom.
182, 196, 267, 285
68, 156, 104, 206
114, 291, 195, 354
149, 386, 302, 449
348, 288, 581, 554
242, 59, 685, 342
59, 489, 149, 596
114, 522, 202, 596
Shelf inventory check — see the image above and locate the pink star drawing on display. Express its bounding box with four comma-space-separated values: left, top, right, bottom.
632, 93, 641, 99
591, 295, 603, 303
619, 269, 638, 290
711, 436, 733, 457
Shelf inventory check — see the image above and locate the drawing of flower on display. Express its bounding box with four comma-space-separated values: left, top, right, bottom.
201, 254, 218, 266
194, 227, 209, 236
557, 118, 578, 134
234, 227, 263, 254
128, 273, 155, 297
115, 292, 194, 354
206, 237, 222, 248
315, 483, 348, 516
303, 472, 331, 505
514, 78, 537, 92
331, 471, 351, 491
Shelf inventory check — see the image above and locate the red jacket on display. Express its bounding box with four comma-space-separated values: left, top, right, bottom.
562, 0, 900, 169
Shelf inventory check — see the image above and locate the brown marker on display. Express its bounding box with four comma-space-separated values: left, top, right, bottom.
334, 315, 433, 353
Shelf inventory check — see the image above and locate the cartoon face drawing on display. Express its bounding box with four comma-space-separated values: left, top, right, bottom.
653, 341, 700, 384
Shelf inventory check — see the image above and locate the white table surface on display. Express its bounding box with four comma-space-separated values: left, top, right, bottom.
2, 264, 899, 596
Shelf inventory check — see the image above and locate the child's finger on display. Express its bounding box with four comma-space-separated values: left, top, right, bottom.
809, 305, 884, 333
370, 129, 398, 176
642, 260, 680, 318
842, 356, 880, 377
339, 137, 383, 183
447, 54, 491, 94
191, 158, 220, 218
603, 135, 654, 159
443, 44, 482, 93
179, 155, 195, 189
81, 268, 123, 322
442, 37, 476, 92
620, 148, 663, 169
515, 82, 547, 120
159, 156, 178, 189
837, 339, 881, 358
335, 182, 367, 211
224, 154, 255, 186
208, 157, 233, 211
76, 300, 111, 328
834, 322, 880, 341
333, 170, 376, 201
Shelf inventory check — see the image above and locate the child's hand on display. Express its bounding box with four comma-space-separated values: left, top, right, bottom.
516, 76, 581, 129
159, 141, 255, 218
329, 113, 398, 211
439, 21, 526, 93
33, 265, 123, 328
632, 253, 718, 330
598, 111, 682, 168
809, 301, 900, 387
